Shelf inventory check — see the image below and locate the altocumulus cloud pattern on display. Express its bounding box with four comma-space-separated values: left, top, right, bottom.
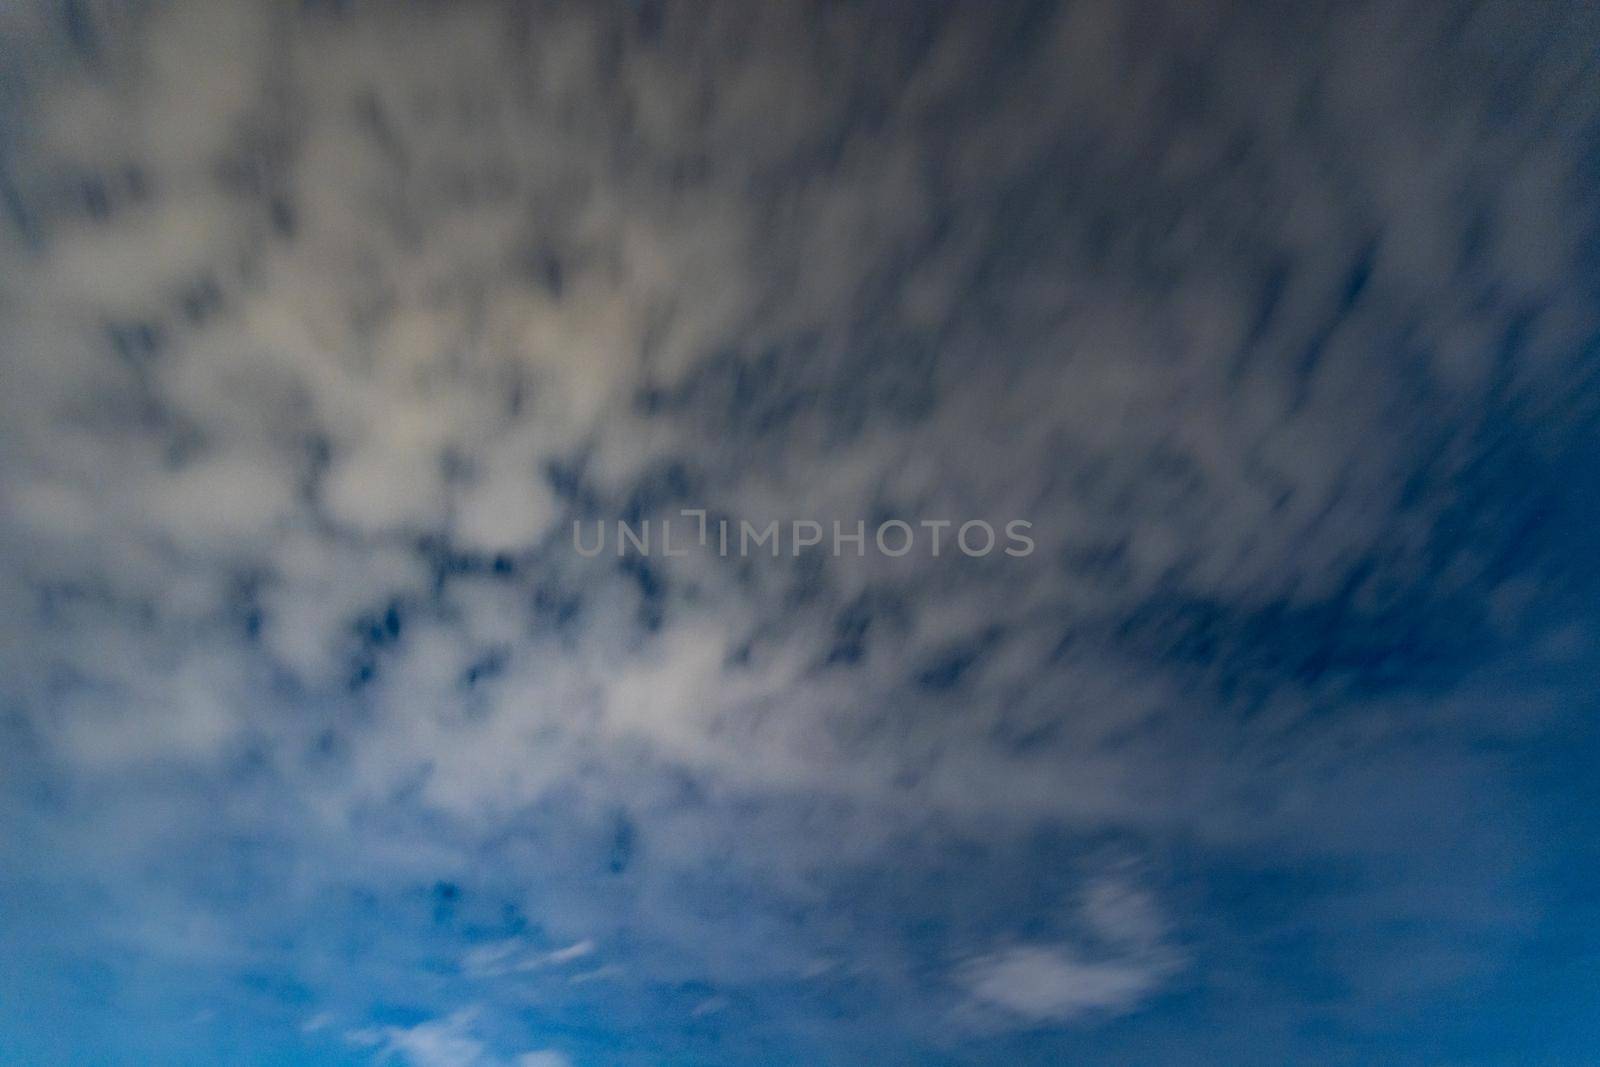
1, 2, 1599, 1065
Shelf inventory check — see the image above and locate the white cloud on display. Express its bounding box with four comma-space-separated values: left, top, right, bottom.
349, 1011, 490, 1067
957, 875, 1185, 1024
349, 1010, 570, 1067
462, 938, 595, 977
514, 1054, 572, 1067
958, 945, 1169, 1022
0, 0, 1592, 1059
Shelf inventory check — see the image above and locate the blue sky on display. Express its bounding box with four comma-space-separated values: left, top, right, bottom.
2, 1, 1599, 1064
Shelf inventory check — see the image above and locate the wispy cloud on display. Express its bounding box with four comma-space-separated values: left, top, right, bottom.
1, 0, 1596, 1063
463, 938, 596, 977
349, 1008, 569, 1067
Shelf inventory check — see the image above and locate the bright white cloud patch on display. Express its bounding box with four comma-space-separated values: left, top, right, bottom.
959, 945, 1170, 1021
349, 1009, 570, 1067
959, 877, 1184, 1023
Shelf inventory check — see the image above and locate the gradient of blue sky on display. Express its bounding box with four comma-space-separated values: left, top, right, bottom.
2, 1, 1599, 1064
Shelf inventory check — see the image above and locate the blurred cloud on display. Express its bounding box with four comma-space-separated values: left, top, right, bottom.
1, 0, 1597, 1064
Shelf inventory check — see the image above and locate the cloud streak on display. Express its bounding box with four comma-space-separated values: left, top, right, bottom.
1, 1, 1598, 1064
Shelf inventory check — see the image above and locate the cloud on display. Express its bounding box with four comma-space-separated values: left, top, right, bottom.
958, 945, 1170, 1023
349, 1009, 570, 1067
956, 876, 1185, 1024
0, 0, 1596, 1063
515, 1053, 573, 1067
349, 1011, 492, 1067
463, 938, 596, 977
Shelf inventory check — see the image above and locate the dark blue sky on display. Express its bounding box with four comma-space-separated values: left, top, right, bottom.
2, 1, 1599, 1064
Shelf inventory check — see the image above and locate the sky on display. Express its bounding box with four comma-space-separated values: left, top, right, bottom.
1, 1, 1599, 1064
